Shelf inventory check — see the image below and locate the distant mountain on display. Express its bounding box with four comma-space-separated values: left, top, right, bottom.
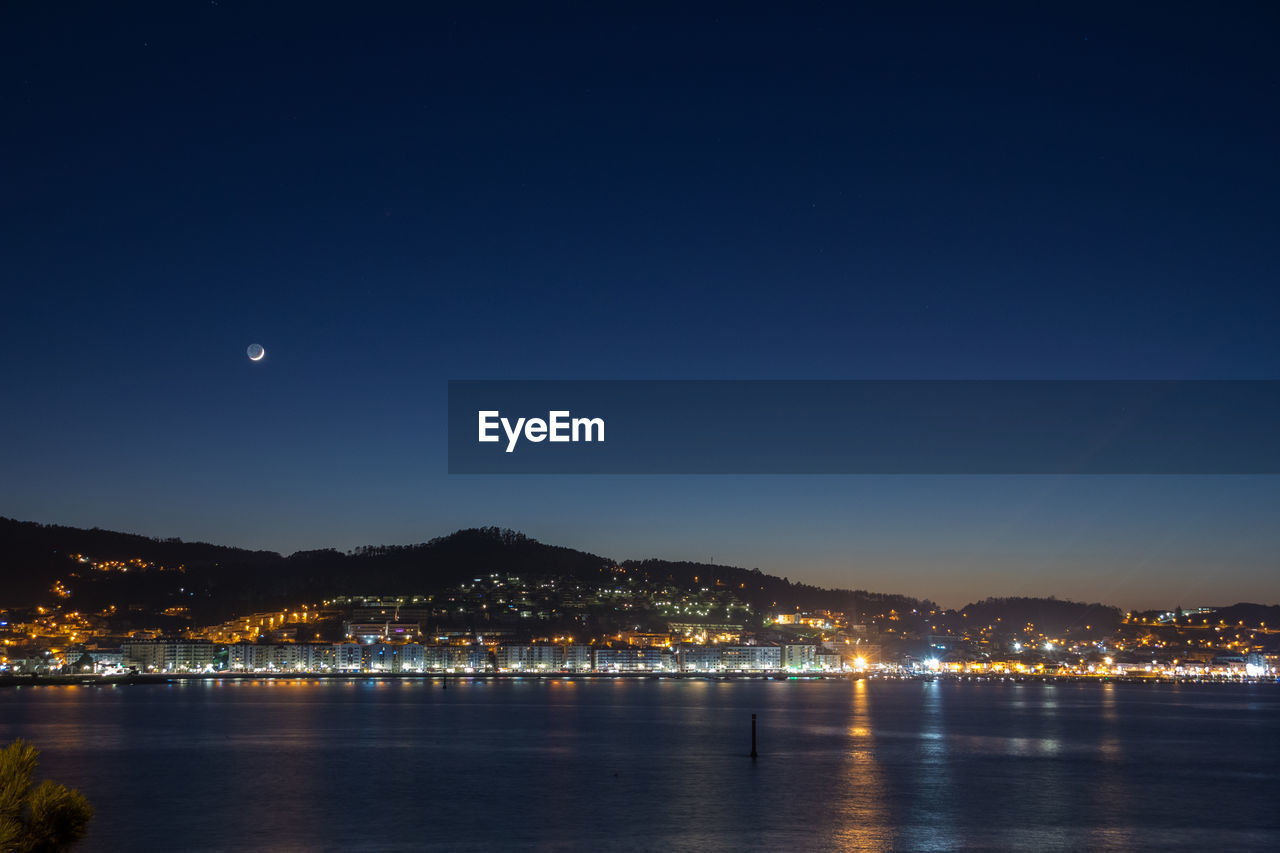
1195, 602, 1280, 627
0, 518, 943, 624
956, 596, 1124, 637
619, 558, 935, 621
236, 526, 618, 614
3, 517, 1270, 631
0, 516, 280, 605
0, 519, 616, 619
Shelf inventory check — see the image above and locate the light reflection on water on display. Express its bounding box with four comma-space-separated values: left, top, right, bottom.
834, 678, 891, 852
1, 679, 1277, 852
1085, 681, 1135, 851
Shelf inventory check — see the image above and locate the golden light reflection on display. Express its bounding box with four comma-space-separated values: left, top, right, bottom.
834, 678, 891, 851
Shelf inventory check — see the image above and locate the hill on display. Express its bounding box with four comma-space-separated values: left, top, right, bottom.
956, 596, 1124, 638
0, 518, 942, 626
0, 519, 617, 620
620, 558, 934, 622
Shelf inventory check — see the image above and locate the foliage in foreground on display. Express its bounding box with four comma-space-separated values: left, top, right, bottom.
0, 740, 92, 853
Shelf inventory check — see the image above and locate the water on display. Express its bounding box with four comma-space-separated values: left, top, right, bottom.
1, 678, 1276, 851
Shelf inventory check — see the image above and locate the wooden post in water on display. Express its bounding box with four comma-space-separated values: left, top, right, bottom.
751, 713, 758, 759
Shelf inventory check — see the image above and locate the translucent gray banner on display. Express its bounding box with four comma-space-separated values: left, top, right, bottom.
448, 381, 1280, 474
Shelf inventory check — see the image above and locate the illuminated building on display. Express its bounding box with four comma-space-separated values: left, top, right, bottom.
564, 645, 593, 671
121, 639, 214, 672
334, 643, 364, 672
675, 644, 721, 673
343, 621, 420, 644
720, 645, 782, 672
496, 644, 564, 672
781, 643, 817, 671
593, 647, 667, 672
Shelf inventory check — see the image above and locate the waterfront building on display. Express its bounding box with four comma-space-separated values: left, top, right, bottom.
815, 651, 844, 671
226, 642, 252, 671
781, 643, 817, 671
271, 644, 306, 671
464, 645, 493, 672
303, 643, 334, 672
564, 645, 593, 672
333, 642, 364, 672
593, 646, 667, 672
362, 644, 395, 671
436, 645, 491, 672
720, 645, 781, 672
496, 644, 565, 672
422, 645, 452, 671
675, 644, 721, 672
86, 649, 124, 671
122, 639, 215, 672
122, 641, 165, 671
395, 643, 426, 672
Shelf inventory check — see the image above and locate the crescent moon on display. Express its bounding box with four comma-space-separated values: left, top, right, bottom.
247, 343, 265, 361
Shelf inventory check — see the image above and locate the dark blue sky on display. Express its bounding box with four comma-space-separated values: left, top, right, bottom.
3, 2, 1278, 608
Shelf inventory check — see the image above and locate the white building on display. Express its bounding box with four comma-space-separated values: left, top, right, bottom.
333, 643, 364, 672
675, 644, 721, 673
122, 639, 214, 672
564, 645, 593, 672
496, 644, 565, 672
816, 651, 844, 671
720, 645, 781, 672
593, 647, 667, 672
395, 644, 426, 673
303, 643, 334, 672
781, 644, 817, 671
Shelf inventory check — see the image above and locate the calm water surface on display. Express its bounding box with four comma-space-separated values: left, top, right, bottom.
1, 678, 1276, 852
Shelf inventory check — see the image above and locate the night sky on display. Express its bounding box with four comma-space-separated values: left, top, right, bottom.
3, 2, 1278, 608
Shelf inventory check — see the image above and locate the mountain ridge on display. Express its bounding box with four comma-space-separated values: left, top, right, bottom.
2, 517, 1273, 634
0, 517, 937, 623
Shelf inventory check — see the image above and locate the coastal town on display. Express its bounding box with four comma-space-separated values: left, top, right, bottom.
3, 564, 1275, 680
